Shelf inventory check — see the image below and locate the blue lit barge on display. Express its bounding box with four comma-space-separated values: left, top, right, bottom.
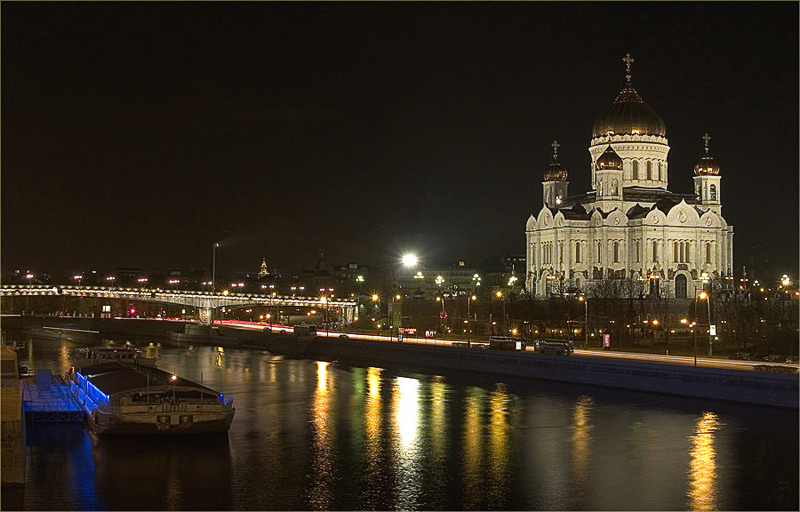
68, 363, 235, 435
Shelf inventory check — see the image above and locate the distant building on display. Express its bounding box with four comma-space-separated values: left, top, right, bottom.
525, 54, 733, 299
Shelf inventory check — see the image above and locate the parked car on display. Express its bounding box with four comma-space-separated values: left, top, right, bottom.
728, 353, 750, 360
534, 339, 574, 355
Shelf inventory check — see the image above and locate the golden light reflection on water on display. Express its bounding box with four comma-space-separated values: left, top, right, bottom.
429, 377, 448, 501
368, 367, 381, 399
59, 343, 70, 374
309, 361, 334, 510
391, 377, 423, 509
363, 367, 383, 509
487, 383, 511, 509
688, 411, 721, 511
571, 395, 593, 484
430, 378, 446, 459
462, 388, 484, 509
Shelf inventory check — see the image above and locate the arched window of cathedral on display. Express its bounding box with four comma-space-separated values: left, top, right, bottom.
646, 161, 652, 180
675, 274, 687, 299
658, 161, 663, 181
632, 160, 639, 180
706, 243, 712, 264
559, 243, 564, 263
575, 277, 581, 290
575, 242, 581, 263
652, 240, 658, 263
613, 241, 619, 263
612, 179, 618, 195
597, 242, 602, 263
710, 184, 717, 201
673, 242, 679, 263
634, 240, 640, 262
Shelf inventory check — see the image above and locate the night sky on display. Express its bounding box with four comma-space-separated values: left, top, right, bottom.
2, 2, 797, 278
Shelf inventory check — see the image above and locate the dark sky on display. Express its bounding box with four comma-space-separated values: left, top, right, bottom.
2, 2, 798, 278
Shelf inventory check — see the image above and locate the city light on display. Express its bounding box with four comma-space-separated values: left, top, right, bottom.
496, 291, 502, 298
781, 274, 790, 286
402, 253, 418, 267
372, 294, 379, 302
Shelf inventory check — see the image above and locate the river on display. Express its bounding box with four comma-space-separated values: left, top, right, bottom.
8, 337, 798, 510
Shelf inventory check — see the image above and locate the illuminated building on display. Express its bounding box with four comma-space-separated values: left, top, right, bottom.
525, 54, 733, 298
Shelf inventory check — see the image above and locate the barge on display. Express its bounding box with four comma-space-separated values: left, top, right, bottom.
67, 362, 234, 434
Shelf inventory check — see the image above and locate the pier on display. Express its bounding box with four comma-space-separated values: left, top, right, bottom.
22, 371, 84, 423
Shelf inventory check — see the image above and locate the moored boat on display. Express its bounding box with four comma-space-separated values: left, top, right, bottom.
67, 362, 235, 434
68, 346, 158, 368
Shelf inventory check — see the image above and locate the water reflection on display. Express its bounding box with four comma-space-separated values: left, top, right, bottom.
688, 411, 721, 511
392, 377, 423, 509
462, 387, 484, 509
309, 361, 334, 510
571, 395, 593, 485
362, 367, 383, 508
487, 383, 511, 509
428, 377, 448, 505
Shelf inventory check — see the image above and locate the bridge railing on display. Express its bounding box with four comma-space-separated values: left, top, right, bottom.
0, 284, 357, 307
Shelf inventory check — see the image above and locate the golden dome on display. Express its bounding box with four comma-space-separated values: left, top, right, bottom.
544, 140, 568, 181
694, 133, 720, 176
596, 144, 623, 171
592, 54, 666, 138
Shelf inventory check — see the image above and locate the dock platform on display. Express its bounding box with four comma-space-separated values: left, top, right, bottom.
21, 372, 85, 423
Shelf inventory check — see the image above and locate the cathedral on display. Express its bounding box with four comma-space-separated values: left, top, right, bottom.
525, 54, 733, 299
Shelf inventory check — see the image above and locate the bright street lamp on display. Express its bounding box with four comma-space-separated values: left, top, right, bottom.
402, 253, 418, 267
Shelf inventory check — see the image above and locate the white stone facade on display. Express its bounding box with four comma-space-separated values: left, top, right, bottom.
525, 59, 733, 299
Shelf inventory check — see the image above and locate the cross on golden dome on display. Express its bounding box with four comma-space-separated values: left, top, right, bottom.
551, 140, 559, 159
703, 133, 711, 151
623, 53, 634, 82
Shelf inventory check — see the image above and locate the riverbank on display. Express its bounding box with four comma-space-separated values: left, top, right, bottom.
3, 316, 797, 409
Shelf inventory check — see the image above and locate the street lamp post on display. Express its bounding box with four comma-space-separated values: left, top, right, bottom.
699, 291, 711, 356
578, 295, 588, 347
212, 242, 220, 293
495, 291, 504, 334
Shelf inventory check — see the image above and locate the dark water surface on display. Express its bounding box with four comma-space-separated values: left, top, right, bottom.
10, 338, 799, 510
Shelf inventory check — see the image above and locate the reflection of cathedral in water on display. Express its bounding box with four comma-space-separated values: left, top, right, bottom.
526, 54, 733, 299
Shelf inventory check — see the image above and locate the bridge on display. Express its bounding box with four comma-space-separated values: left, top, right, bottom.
0, 285, 358, 325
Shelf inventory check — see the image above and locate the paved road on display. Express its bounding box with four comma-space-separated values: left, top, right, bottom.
221, 320, 797, 372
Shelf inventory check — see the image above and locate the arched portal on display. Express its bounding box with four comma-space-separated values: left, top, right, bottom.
675, 274, 687, 299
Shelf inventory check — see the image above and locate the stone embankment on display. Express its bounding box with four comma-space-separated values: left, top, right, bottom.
3, 316, 797, 409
